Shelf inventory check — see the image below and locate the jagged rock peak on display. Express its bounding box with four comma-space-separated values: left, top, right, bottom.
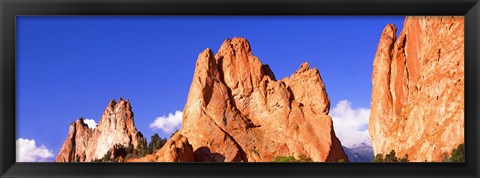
75, 117, 84, 124
217, 37, 252, 56
56, 98, 145, 162
73, 117, 90, 128
283, 61, 330, 115
382, 24, 397, 39
298, 62, 310, 72
292, 62, 320, 75
107, 98, 117, 107
195, 48, 217, 70
101, 98, 134, 121
106, 97, 130, 108
180, 37, 347, 162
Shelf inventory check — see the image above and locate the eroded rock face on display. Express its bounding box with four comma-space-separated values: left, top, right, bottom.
55, 118, 93, 162
128, 133, 194, 162
55, 98, 146, 162
369, 16, 464, 162
180, 37, 348, 162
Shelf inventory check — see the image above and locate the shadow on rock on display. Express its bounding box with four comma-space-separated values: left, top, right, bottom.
194, 146, 226, 162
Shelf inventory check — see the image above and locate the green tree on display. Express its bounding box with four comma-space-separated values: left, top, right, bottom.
443, 143, 464, 162
103, 150, 112, 161
147, 133, 167, 154
272, 156, 296, 162
372, 153, 385, 162
450, 143, 465, 162
93, 150, 113, 162
399, 154, 409, 162
384, 150, 398, 162
124, 143, 135, 159
372, 150, 409, 162
133, 137, 148, 158
272, 154, 312, 162
126, 143, 134, 153
112, 143, 128, 161
297, 154, 313, 162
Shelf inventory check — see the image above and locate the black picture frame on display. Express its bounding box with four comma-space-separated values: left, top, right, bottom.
1, 0, 479, 177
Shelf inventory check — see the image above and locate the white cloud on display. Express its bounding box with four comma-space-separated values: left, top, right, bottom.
330, 100, 372, 148
150, 111, 183, 134
16, 138, 54, 162
83, 119, 97, 129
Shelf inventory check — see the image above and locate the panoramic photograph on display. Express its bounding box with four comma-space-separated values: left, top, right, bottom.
16, 16, 464, 162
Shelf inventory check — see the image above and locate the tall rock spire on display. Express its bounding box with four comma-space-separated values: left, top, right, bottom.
180, 37, 348, 162
369, 16, 464, 161
56, 98, 146, 162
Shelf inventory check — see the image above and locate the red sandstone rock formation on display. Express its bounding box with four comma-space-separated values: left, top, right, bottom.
57, 38, 348, 162
55, 98, 146, 162
179, 37, 348, 162
127, 133, 194, 162
369, 16, 464, 162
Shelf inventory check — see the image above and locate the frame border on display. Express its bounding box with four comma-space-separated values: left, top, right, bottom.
1, 0, 479, 177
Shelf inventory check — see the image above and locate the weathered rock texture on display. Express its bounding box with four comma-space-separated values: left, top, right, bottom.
369, 16, 464, 162
55, 98, 146, 162
179, 37, 348, 162
128, 133, 195, 162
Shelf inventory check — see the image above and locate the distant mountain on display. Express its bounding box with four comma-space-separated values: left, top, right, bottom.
343, 143, 374, 162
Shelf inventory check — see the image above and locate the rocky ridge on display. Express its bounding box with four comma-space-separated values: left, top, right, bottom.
369, 16, 464, 162
177, 38, 348, 162
55, 98, 146, 162
56, 38, 352, 162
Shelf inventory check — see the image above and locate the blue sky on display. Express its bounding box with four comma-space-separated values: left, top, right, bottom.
16, 16, 405, 162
